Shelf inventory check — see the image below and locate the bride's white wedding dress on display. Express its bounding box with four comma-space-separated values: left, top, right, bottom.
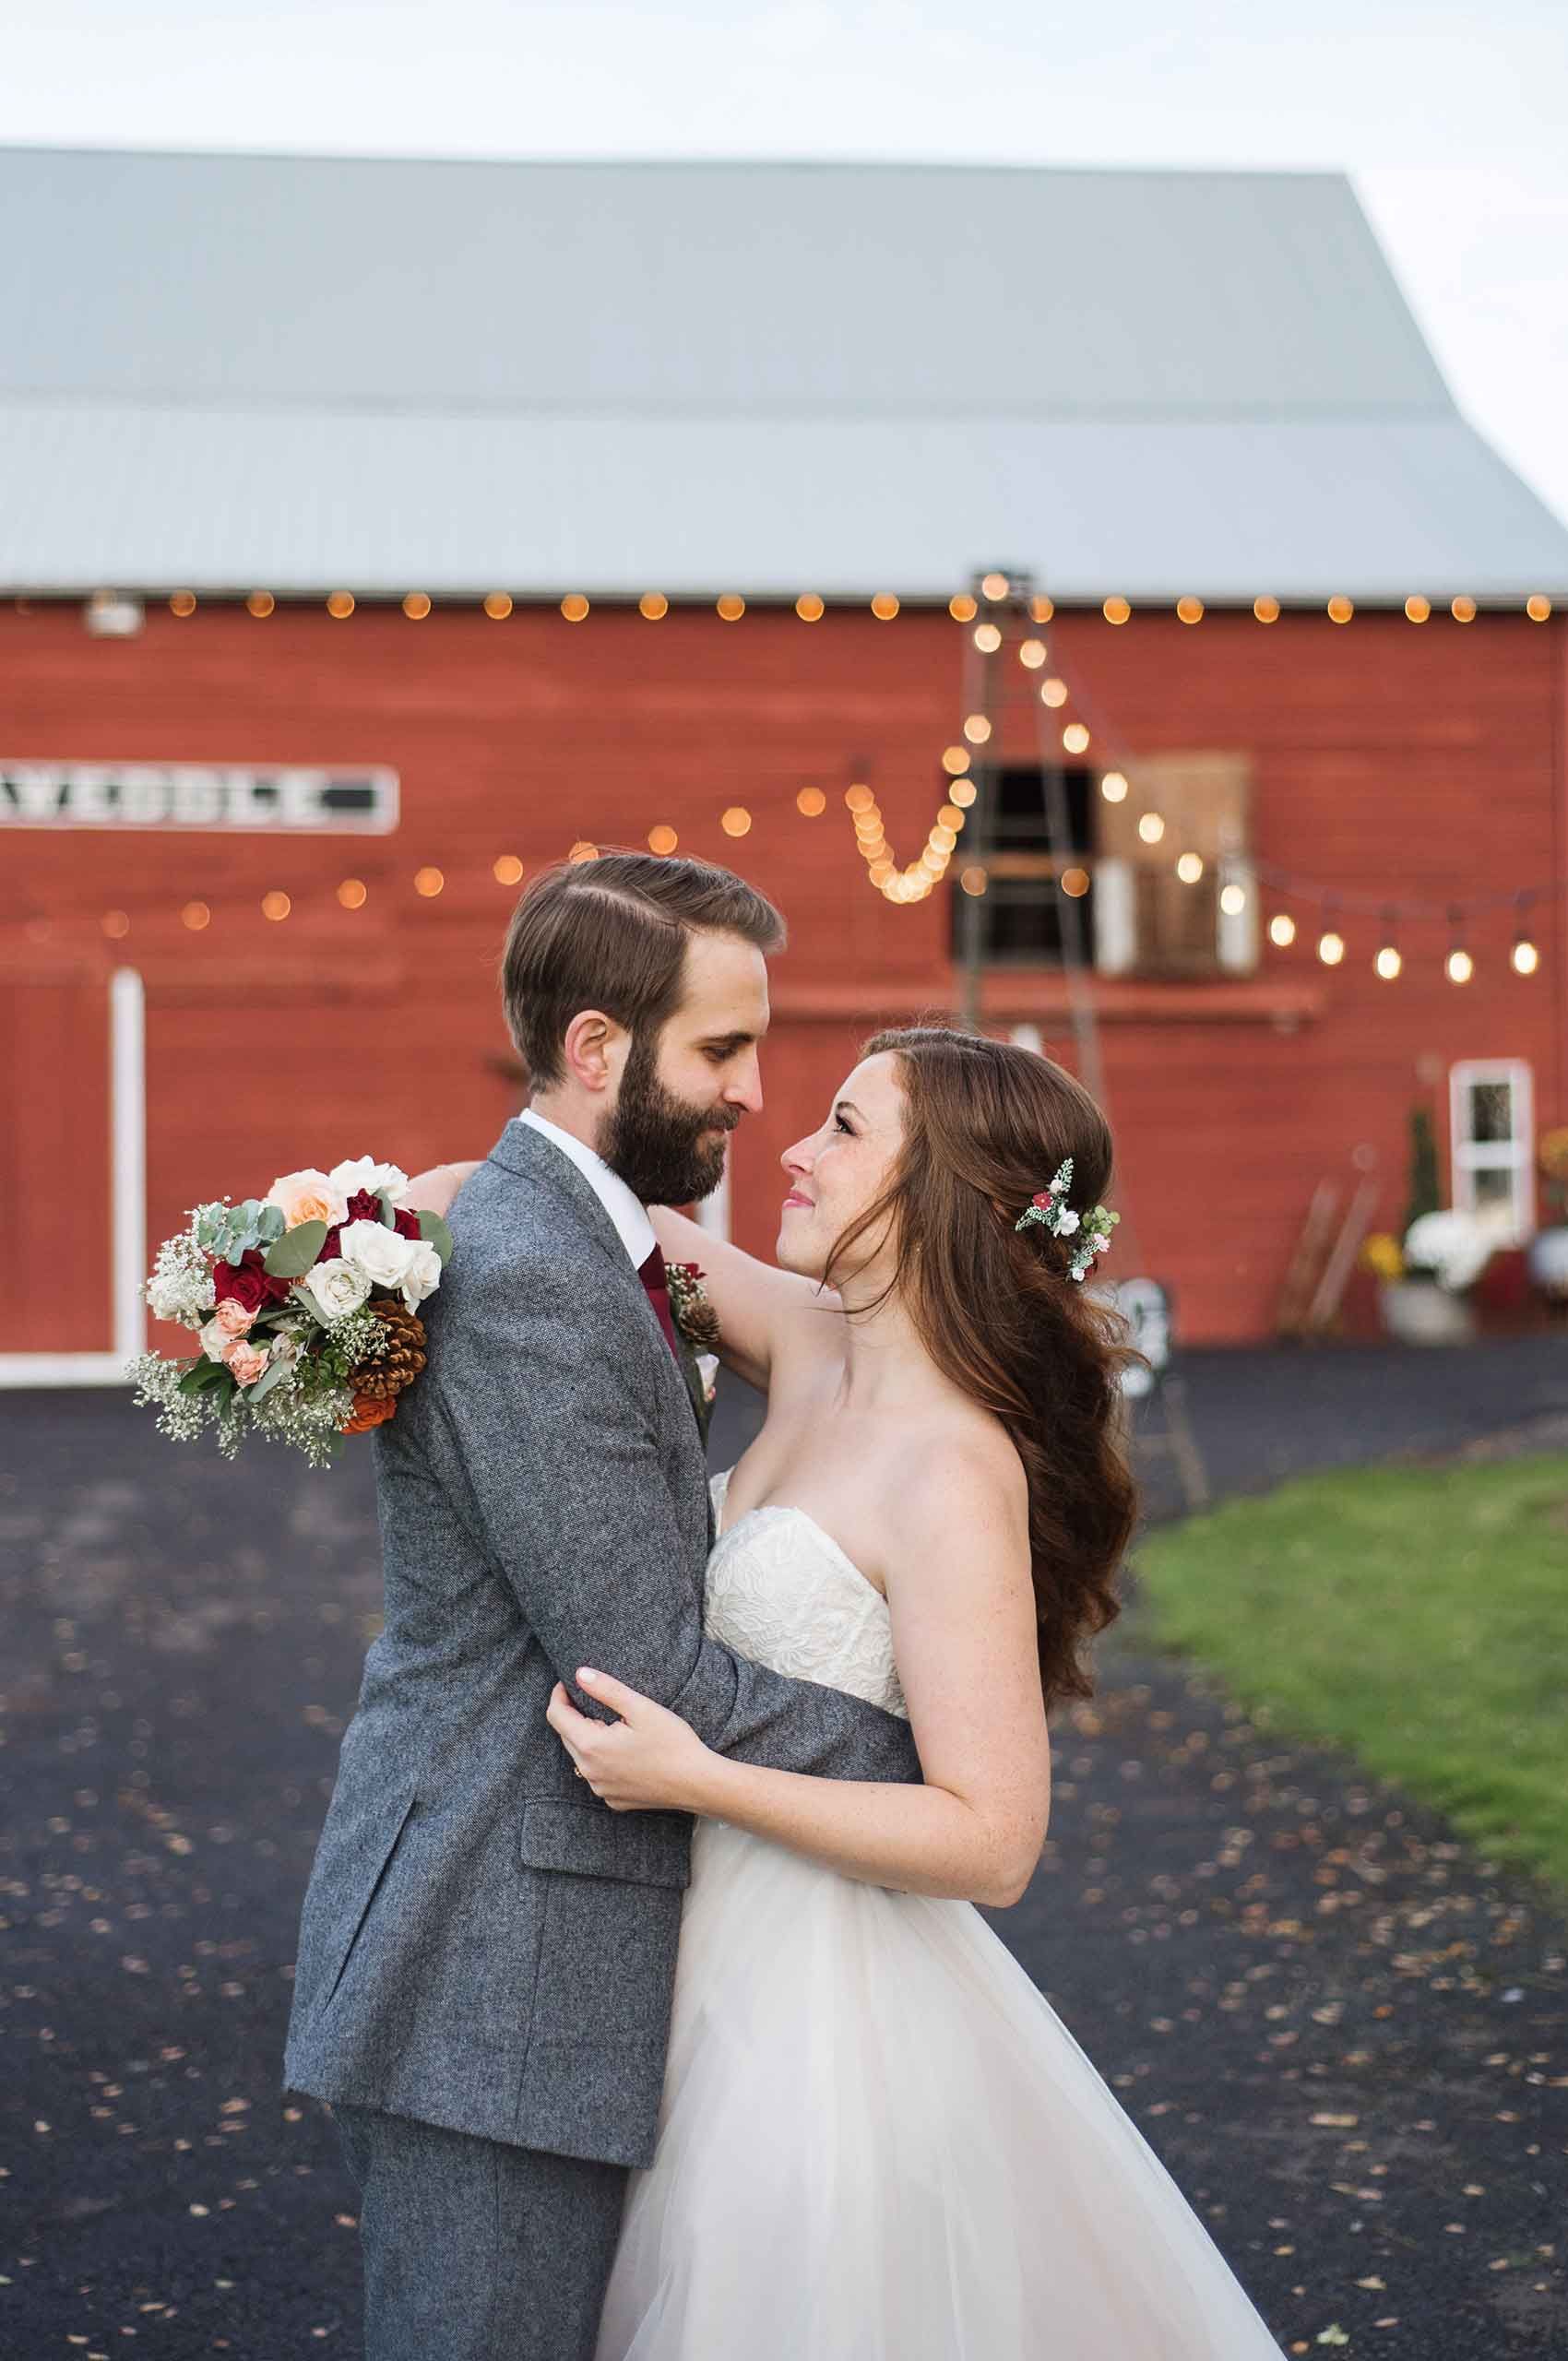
595, 1472, 1284, 2359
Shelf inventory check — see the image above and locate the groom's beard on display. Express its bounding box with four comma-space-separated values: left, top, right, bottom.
600, 1031, 738, 1206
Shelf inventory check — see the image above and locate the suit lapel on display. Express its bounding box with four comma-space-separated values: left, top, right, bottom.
484, 1116, 713, 1474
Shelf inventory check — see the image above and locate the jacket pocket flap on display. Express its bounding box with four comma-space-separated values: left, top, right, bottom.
518, 1797, 691, 1889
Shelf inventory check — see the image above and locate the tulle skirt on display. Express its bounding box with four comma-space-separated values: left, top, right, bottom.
596, 1819, 1283, 2358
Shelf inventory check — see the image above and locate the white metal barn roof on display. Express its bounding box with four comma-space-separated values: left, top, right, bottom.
1, 148, 1563, 601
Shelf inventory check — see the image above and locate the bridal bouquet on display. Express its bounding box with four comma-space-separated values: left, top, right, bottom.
127, 1157, 455, 1468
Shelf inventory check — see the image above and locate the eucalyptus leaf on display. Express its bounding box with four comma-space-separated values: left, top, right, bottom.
375, 1188, 399, 1230
264, 1218, 329, 1278
245, 1349, 295, 1406
418, 1208, 455, 1265
257, 1204, 286, 1242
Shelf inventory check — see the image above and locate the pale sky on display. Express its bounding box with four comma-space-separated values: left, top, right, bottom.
5, 0, 1565, 527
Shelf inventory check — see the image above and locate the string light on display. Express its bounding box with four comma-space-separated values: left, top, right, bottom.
1253, 597, 1280, 623
1039, 678, 1068, 708
1317, 929, 1346, 966
1018, 639, 1047, 669
337, 879, 368, 908
1176, 597, 1204, 625
949, 779, 977, 809
1175, 852, 1204, 884
182, 900, 210, 931
1404, 596, 1430, 623
1512, 935, 1539, 975
716, 595, 745, 622
1327, 596, 1354, 624
1099, 771, 1128, 803
845, 783, 876, 813
170, 591, 197, 617
647, 825, 678, 854
484, 592, 514, 620
871, 593, 900, 621
1447, 945, 1474, 983
948, 595, 978, 623
1137, 813, 1165, 845
246, 591, 275, 618
962, 715, 992, 744
327, 592, 355, 619
796, 787, 827, 816
721, 807, 752, 836
261, 891, 291, 921
973, 622, 1002, 653
414, 867, 445, 896
1526, 595, 1552, 623
1063, 723, 1089, 753
1219, 880, 1248, 916
1451, 596, 1477, 623
980, 572, 1009, 601
941, 746, 972, 776
638, 593, 668, 621
493, 855, 524, 884
1269, 913, 1297, 947
402, 593, 432, 620
795, 594, 825, 622
1102, 597, 1131, 625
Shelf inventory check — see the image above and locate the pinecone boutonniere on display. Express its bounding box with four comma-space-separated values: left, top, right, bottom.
665, 1262, 720, 1353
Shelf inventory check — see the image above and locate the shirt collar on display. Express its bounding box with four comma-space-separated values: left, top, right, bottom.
518, 1106, 656, 1270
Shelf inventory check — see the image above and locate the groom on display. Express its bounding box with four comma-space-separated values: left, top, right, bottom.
283, 850, 923, 2359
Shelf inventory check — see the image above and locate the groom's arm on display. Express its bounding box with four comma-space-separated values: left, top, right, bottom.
430, 1261, 922, 1788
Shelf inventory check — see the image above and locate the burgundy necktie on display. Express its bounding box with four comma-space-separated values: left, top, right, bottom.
637, 1243, 683, 1363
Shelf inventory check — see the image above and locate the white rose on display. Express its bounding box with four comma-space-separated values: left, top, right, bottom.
1055, 1209, 1081, 1236
398, 1240, 444, 1311
197, 1314, 234, 1363
300, 1255, 374, 1323
339, 1217, 420, 1292
328, 1156, 410, 1204
265, 1168, 350, 1230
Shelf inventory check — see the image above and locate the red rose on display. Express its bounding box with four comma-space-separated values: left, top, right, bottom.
212, 1247, 292, 1314
392, 1206, 421, 1240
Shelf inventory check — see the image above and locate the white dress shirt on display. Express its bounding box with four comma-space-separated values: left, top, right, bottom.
518, 1107, 656, 1270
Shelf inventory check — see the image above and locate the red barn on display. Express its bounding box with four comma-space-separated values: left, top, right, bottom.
2, 149, 1565, 1370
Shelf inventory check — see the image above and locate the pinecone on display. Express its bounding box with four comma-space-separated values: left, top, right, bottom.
348, 1299, 428, 1401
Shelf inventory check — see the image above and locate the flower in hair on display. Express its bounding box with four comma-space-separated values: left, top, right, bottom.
1014, 1157, 1120, 1282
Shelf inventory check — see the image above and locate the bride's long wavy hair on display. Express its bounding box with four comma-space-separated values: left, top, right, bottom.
826, 1026, 1143, 1710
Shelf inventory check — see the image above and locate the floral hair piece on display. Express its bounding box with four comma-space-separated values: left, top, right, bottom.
1014, 1157, 1121, 1283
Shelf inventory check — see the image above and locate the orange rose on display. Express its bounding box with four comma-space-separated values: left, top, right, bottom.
341, 1392, 398, 1435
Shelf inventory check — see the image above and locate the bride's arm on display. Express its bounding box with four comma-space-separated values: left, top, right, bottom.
647, 1205, 826, 1392
547, 1444, 1051, 1909
403, 1159, 483, 1213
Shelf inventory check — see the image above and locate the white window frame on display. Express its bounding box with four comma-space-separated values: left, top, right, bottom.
1448, 1058, 1535, 1243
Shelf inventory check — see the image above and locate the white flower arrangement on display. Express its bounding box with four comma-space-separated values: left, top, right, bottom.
127, 1157, 452, 1467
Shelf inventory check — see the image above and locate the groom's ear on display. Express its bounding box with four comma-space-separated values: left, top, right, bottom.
561, 1008, 627, 1096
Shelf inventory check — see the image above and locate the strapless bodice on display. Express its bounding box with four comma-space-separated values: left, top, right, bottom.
703, 1470, 908, 1719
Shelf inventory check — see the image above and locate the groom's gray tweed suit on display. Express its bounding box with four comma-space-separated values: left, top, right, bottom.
283, 1116, 922, 2358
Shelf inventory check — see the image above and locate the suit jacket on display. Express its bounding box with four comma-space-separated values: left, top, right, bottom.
282, 1115, 922, 2168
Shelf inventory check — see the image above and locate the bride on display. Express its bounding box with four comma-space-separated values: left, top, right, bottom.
417, 1026, 1283, 2358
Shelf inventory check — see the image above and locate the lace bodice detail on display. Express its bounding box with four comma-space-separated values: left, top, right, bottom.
703, 1472, 908, 1719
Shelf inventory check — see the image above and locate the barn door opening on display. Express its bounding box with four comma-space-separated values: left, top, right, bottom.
0, 967, 146, 1382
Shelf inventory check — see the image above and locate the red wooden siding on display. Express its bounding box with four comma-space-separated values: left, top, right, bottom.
1, 599, 1562, 1347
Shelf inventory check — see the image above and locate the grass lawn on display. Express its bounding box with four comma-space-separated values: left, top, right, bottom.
1127, 1451, 1568, 1893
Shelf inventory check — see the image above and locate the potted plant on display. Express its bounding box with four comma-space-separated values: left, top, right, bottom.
1368, 1107, 1491, 1343
1526, 1126, 1568, 1304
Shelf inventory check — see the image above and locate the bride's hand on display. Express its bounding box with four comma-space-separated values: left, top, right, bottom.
546, 1669, 716, 1813
402, 1159, 481, 1218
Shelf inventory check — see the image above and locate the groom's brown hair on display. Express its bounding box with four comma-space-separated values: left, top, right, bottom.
501, 848, 786, 1086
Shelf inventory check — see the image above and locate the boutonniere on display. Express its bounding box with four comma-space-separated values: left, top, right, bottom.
665, 1261, 720, 1356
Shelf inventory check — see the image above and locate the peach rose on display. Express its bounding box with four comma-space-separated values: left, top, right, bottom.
211, 1297, 255, 1340
265, 1168, 350, 1230
223, 1339, 271, 1387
